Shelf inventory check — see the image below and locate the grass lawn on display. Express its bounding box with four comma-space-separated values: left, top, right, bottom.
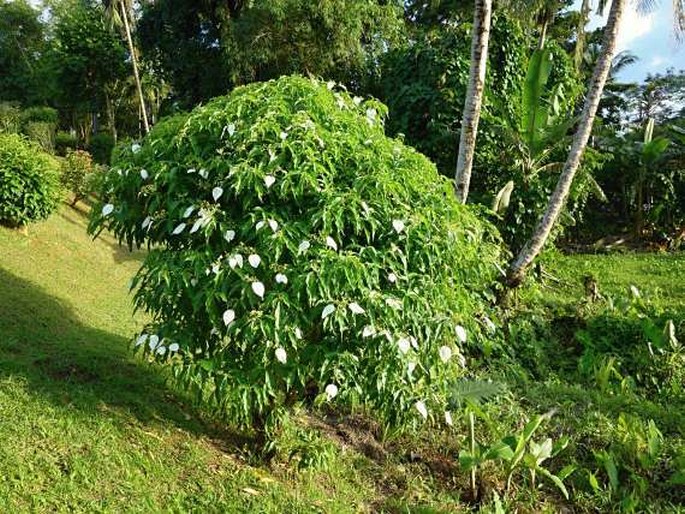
1, 203, 683, 512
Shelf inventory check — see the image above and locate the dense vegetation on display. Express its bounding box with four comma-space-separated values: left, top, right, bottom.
0, 0, 683, 511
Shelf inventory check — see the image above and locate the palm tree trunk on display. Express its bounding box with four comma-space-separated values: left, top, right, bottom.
454, 0, 493, 204
119, 0, 149, 134
506, 0, 626, 288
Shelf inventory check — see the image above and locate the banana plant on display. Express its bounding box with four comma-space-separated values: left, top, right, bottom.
634, 118, 670, 236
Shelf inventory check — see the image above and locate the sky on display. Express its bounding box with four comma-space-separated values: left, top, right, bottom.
584, 0, 685, 83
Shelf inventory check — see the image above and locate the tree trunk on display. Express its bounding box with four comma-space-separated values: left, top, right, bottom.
454, 0, 492, 204
119, 0, 149, 134
506, 0, 626, 288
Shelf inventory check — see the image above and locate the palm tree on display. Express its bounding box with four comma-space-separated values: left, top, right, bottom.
454, 0, 493, 203
103, 0, 150, 134
505, 0, 627, 287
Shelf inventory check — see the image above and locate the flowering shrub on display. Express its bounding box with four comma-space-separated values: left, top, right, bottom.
89, 76, 503, 433
61, 149, 95, 205
0, 133, 60, 226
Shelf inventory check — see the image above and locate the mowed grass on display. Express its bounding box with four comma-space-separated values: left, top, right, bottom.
0, 204, 384, 513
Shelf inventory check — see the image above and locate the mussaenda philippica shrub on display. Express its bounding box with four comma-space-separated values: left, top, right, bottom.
89, 75, 503, 435
0, 133, 60, 226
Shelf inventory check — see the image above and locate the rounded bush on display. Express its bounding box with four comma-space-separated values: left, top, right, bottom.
90, 76, 502, 432
61, 149, 95, 204
0, 133, 60, 226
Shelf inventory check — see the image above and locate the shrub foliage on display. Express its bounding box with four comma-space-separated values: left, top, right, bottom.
61, 149, 96, 205
0, 133, 60, 226
90, 76, 502, 432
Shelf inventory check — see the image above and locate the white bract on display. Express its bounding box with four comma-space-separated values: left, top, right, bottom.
252, 281, 265, 298
190, 278, 198, 287
172, 223, 186, 235
140, 169, 149, 180
183, 206, 195, 218
131, 143, 141, 153
248, 254, 261, 268
228, 254, 244, 269
102, 203, 114, 217
275, 273, 288, 284
392, 219, 405, 234
227, 123, 236, 136
385, 297, 402, 310
444, 411, 453, 427
212, 187, 223, 201
630, 285, 640, 298
264, 175, 276, 188
362, 325, 375, 338
156, 346, 167, 356
199, 168, 209, 179
148, 334, 160, 350
483, 315, 496, 334
455, 325, 467, 344
397, 338, 410, 354
280, 131, 288, 140
187, 168, 196, 174
169, 343, 180, 353
415, 401, 428, 420
387, 272, 397, 283
348, 302, 365, 315
298, 240, 310, 253
223, 309, 236, 326
361, 201, 371, 215
141, 216, 152, 229
255, 220, 265, 231
321, 304, 335, 319
224, 230, 236, 243
439, 345, 452, 363
410, 336, 418, 349
324, 383, 338, 400
275, 347, 287, 364
294, 327, 303, 339
326, 236, 338, 251
268, 219, 279, 232
407, 361, 417, 375
135, 334, 147, 347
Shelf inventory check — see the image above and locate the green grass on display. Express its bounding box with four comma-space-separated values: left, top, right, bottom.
1, 204, 683, 512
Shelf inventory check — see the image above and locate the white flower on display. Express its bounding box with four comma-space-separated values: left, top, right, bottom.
268, 219, 279, 232
387, 273, 398, 284
212, 187, 223, 201
326, 236, 338, 251
324, 383, 338, 400
183, 206, 195, 218
397, 338, 411, 354
198, 168, 209, 179
415, 401, 428, 420
298, 240, 311, 253
131, 143, 141, 153
483, 316, 496, 334
410, 336, 418, 349
348, 302, 365, 315
141, 216, 152, 229
407, 362, 417, 375
135, 334, 147, 347
362, 325, 375, 338
172, 223, 187, 235
276, 273, 288, 284
102, 203, 114, 217
228, 254, 244, 269
439, 345, 453, 363
248, 254, 261, 268
455, 325, 467, 344
255, 220, 265, 231
148, 334, 159, 350
140, 169, 149, 180
385, 297, 402, 310
321, 304, 335, 319
190, 219, 203, 234
275, 347, 287, 364
280, 131, 288, 140
392, 219, 405, 234
224, 230, 236, 243
630, 285, 640, 298
223, 309, 236, 326
294, 327, 303, 339
251, 281, 265, 299
264, 175, 276, 188
444, 411, 453, 427
156, 346, 167, 356
169, 343, 180, 353
226, 123, 236, 136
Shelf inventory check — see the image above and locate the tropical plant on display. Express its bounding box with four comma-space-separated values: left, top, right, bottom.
61, 150, 96, 205
89, 76, 503, 440
0, 133, 60, 226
